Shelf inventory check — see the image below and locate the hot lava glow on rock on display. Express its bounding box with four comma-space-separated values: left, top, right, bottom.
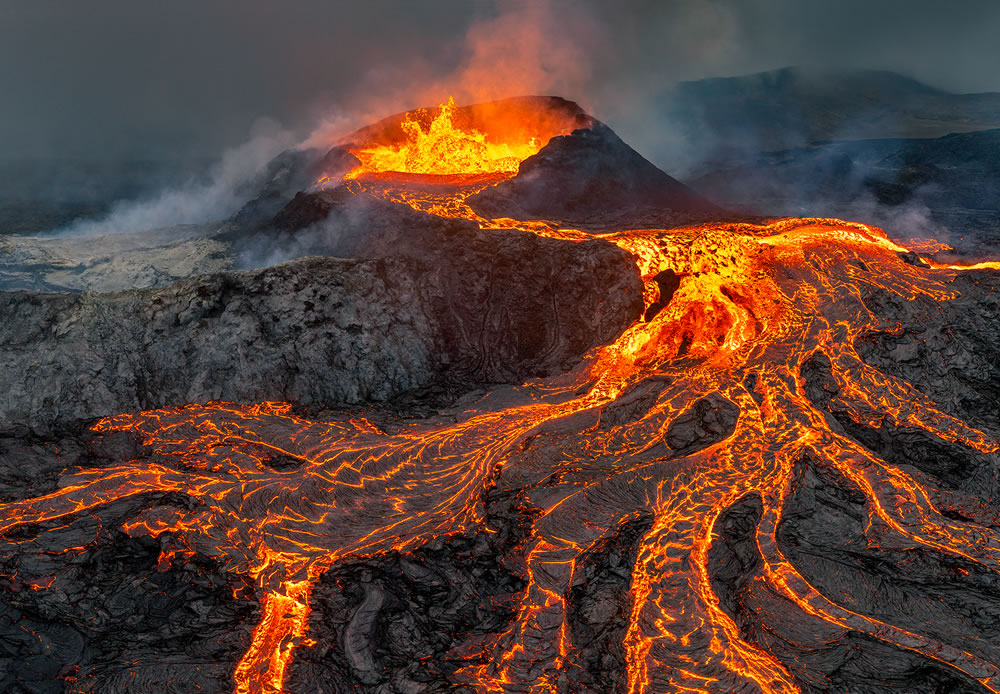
2, 98, 1000, 693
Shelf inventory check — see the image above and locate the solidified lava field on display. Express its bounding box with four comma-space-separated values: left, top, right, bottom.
2, 98, 1000, 694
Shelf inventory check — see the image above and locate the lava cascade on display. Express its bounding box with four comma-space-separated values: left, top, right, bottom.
2, 101, 1000, 694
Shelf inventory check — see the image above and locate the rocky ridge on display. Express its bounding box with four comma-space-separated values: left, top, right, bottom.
0, 219, 641, 435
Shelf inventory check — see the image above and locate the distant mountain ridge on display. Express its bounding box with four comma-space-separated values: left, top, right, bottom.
688, 126, 1000, 255
666, 66, 1000, 155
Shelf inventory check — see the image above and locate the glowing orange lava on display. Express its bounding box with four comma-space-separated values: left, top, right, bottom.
1, 112, 999, 694
347, 97, 544, 177
233, 573, 316, 694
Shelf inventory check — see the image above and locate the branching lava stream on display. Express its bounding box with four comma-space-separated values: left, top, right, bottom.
2, 104, 1000, 693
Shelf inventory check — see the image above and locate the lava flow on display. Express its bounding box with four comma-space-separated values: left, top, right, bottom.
2, 100, 1000, 694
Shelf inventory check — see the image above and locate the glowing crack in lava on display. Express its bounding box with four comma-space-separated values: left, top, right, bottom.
3, 102, 1000, 693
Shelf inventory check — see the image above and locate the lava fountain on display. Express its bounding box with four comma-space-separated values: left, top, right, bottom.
347, 97, 546, 177
1, 99, 1000, 693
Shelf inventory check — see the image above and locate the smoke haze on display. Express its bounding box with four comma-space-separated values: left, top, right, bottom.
54, 120, 295, 236
3, 0, 999, 161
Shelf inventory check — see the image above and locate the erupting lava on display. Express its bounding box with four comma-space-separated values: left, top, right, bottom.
348, 97, 544, 177
3, 100, 1000, 693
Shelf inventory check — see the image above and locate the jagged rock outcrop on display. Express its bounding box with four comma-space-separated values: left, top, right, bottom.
0, 225, 642, 435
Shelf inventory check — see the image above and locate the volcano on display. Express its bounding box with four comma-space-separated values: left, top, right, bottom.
1, 97, 1000, 694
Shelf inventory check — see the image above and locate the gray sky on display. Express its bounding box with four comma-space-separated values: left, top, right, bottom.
2, 0, 999, 159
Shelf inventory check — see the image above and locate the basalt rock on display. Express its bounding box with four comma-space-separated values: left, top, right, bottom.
0, 226, 642, 435
0, 487, 256, 694
710, 482, 988, 694
854, 269, 1000, 436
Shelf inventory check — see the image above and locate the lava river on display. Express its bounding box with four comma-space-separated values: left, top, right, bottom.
2, 101, 1000, 694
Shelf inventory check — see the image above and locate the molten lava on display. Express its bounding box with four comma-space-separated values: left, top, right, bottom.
348, 97, 543, 177
3, 102, 1000, 694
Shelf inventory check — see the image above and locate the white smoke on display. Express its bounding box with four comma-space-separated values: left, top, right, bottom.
54, 118, 296, 236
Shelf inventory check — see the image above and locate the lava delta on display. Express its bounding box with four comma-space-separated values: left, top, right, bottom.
1, 97, 1000, 694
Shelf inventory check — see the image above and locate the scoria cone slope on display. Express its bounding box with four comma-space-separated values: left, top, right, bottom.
467, 122, 722, 228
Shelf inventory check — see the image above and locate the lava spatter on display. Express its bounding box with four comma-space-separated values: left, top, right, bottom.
2, 99, 1000, 693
